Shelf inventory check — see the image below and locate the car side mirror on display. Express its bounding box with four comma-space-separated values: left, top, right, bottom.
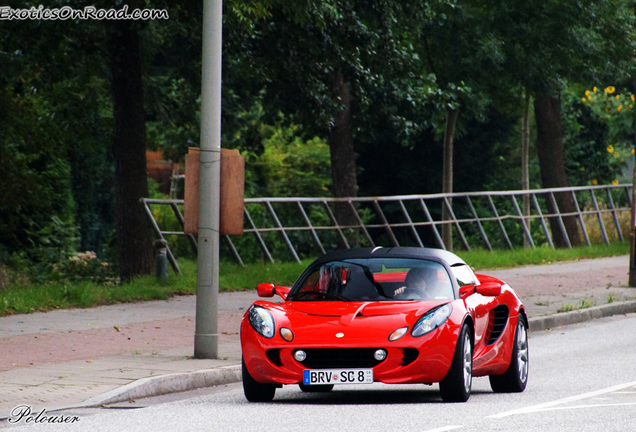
257, 283, 276, 297
257, 283, 291, 300
459, 285, 476, 298
475, 281, 502, 297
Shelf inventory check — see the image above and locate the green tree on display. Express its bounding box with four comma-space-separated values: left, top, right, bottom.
480, 0, 636, 247
225, 0, 429, 234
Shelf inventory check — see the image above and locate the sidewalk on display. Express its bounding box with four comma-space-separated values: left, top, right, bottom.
1, 255, 636, 417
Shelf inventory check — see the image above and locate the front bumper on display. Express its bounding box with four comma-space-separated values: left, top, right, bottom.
241, 319, 460, 385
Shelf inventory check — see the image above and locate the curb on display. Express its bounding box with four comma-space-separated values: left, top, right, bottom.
80, 364, 242, 408
528, 299, 636, 332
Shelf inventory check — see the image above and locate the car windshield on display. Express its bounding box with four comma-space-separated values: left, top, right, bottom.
288, 258, 454, 302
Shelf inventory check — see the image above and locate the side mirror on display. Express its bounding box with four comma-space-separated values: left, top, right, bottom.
475, 281, 502, 297
459, 285, 476, 298
257, 283, 291, 300
257, 283, 275, 297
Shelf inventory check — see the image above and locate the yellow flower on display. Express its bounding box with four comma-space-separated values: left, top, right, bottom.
592, 179, 598, 185
618, 105, 624, 112
632, 94, 635, 101
630, 105, 634, 110
632, 148, 635, 155
612, 179, 619, 185
593, 86, 598, 93
616, 95, 621, 100
607, 145, 614, 153
614, 151, 620, 157
605, 86, 616, 94
581, 97, 587, 103
585, 90, 591, 97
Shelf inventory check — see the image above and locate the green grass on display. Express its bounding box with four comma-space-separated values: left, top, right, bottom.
0, 241, 630, 317
457, 241, 630, 270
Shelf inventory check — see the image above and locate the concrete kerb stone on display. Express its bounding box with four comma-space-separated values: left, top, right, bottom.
5, 364, 244, 416
80, 364, 242, 407
528, 299, 636, 332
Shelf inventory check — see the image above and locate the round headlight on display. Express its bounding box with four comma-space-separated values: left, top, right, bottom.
411, 304, 453, 337
374, 349, 387, 361
248, 305, 275, 338
294, 350, 307, 362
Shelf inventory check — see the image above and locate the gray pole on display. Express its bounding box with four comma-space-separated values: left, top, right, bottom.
195, 0, 222, 359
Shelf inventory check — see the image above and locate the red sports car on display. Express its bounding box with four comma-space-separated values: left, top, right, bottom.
240, 247, 528, 402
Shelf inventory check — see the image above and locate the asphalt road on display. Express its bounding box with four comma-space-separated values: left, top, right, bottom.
5, 312, 636, 432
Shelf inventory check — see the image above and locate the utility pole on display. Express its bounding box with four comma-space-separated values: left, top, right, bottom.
195, 0, 222, 359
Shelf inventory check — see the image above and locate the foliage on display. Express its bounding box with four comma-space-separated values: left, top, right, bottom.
577, 85, 635, 183
248, 123, 332, 198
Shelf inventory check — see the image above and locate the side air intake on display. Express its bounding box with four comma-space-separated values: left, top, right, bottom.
486, 305, 509, 345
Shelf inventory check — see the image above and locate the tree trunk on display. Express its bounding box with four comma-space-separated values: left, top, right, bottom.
442, 108, 459, 251
521, 92, 531, 248
0, 265, 6, 290
105, 18, 154, 282
328, 71, 358, 248
534, 94, 581, 248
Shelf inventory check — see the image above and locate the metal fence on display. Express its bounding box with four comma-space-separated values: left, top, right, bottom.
141, 184, 633, 273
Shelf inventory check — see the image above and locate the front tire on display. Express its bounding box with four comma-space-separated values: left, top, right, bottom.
439, 324, 472, 402
490, 315, 529, 393
242, 358, 276, 402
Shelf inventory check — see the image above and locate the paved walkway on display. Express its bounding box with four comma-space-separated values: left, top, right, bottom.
1, 255, 635, 418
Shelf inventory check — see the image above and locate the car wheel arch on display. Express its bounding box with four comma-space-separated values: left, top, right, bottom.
461, 315, 475, 348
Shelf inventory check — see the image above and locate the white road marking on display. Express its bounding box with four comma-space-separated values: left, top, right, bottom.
525, 402, 636, 412
488, 380, 636, 418
422, 426, 463, 432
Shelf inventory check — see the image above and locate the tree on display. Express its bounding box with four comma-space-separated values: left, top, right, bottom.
224, 1, 428, 240
104, 8, 154, 281
480, 0, 636, 247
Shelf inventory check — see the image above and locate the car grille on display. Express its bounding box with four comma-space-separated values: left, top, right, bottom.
295, 348, 385, 368
486, 305, 509, 345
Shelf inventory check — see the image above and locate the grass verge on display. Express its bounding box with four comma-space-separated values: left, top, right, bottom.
458, 241, 629, 270
0, 242, 630, 317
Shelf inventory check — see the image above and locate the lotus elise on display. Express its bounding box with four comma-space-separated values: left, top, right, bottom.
240, 247, 528, 402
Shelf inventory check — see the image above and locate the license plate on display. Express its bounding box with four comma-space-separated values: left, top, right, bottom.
303, 368, 373, 385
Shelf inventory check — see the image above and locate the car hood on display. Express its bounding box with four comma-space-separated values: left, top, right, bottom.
284, 301, 448, 325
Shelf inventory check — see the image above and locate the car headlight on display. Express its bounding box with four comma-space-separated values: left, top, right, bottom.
248, 305, 275, 338
411, 304, 452, 337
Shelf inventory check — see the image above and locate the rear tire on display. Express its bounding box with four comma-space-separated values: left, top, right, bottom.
439, 324, 472, 402
242, 358, 276, 402
299, 383, 334, 393
490, 316, 529, 393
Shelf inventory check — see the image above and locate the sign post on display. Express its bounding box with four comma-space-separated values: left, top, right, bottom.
195, 0, 223, 359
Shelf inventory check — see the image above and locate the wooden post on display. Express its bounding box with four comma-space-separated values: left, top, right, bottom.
184, 147, 245, 236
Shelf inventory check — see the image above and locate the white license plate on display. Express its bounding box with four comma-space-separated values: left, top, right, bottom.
303, 368, 373, 385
